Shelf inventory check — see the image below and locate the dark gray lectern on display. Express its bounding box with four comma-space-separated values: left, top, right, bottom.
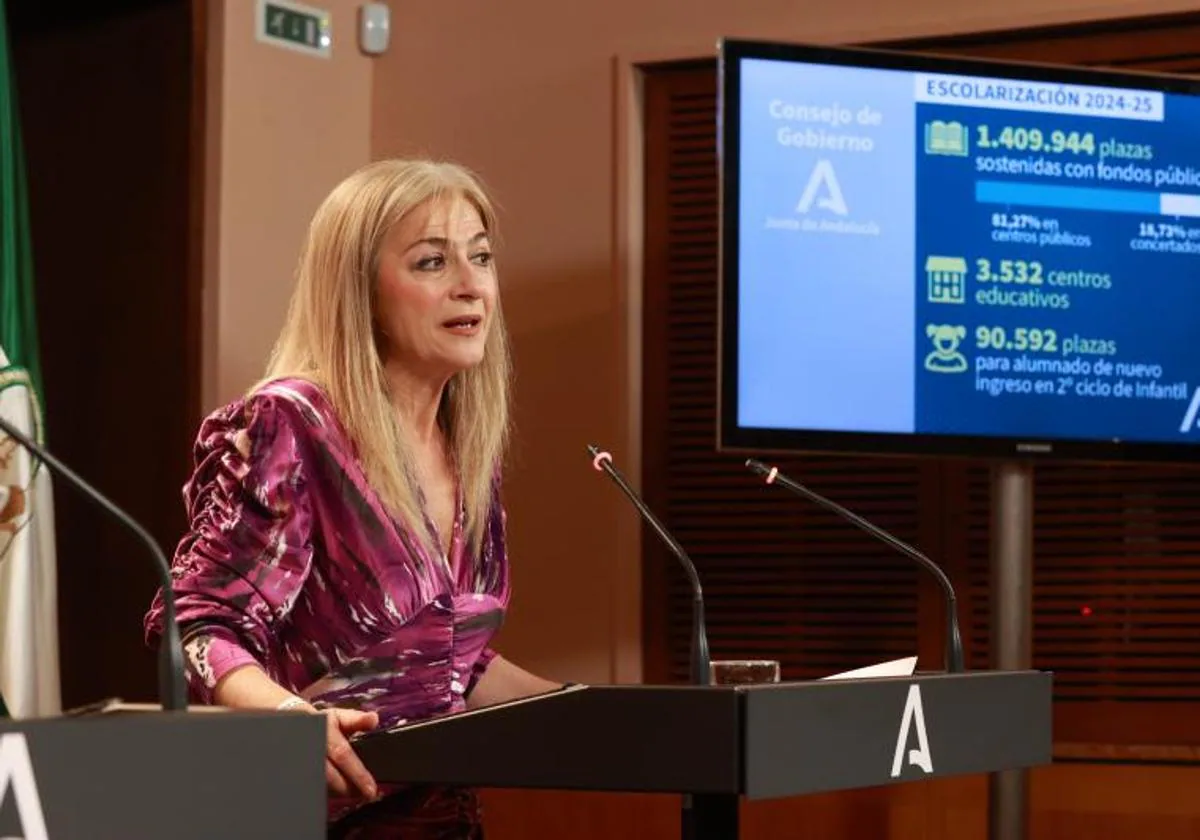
354, 670, 1053, 840
0, 710, 326, 839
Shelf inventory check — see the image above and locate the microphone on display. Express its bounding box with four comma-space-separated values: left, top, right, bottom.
587, 444, 711, 687
745, 458, 965, 674
0, 414, 188, 711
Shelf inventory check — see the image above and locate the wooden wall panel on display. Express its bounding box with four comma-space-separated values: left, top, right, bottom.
11, 0, 198, 708
483, 9, 1200, 839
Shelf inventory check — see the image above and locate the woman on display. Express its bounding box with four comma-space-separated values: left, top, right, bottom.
145, 159, 562, 838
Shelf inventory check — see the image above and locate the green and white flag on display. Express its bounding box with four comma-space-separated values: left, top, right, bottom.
0, 0, 60, 719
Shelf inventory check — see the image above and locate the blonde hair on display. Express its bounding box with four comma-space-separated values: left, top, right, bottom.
258, 159, 511, 554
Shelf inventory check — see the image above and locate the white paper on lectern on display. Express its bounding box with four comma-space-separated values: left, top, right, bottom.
818, 656, 918, 681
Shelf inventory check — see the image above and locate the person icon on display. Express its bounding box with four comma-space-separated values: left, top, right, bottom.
924, 324, 968, 373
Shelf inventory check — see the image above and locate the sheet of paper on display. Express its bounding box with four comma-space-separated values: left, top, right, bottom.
819, 655, 918, 681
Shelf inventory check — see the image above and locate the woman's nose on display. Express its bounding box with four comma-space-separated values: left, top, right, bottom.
452, 261, 484, 297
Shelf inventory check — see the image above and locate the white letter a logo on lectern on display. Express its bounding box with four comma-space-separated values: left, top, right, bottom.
890, 684, 934, 778
0, 733, 49, 840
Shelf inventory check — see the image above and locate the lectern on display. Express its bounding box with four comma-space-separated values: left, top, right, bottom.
0, 709, 326, 839
354, 670, 1053, 840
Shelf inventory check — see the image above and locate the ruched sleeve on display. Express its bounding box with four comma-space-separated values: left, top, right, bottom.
144, 392, 314, 703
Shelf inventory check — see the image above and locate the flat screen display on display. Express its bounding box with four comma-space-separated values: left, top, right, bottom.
718, 39, 1200, 463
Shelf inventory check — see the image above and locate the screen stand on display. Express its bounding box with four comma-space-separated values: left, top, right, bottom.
988, 460, 1035, 840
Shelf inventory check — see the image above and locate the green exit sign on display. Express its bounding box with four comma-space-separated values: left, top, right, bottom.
256, 0, 331, 58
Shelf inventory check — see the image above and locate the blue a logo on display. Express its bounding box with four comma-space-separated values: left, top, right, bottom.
795, 159, 848, 216
1181, 387, 1200, 434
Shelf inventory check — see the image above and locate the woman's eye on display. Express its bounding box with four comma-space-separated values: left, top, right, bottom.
415, 255, 445, 271
472, 251, 494, 267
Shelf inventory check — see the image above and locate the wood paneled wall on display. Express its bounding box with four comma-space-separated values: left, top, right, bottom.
483, 10, 1200, 839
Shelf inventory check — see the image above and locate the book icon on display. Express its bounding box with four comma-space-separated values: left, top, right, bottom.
925, 120, 968, 156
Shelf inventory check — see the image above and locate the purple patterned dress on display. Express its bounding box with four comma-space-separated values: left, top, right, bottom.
144, 377, 509, 837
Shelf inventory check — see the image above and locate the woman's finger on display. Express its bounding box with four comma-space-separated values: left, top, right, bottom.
325, 758, 351, 798
337, 709, 379, 734
326, 714, 378, 800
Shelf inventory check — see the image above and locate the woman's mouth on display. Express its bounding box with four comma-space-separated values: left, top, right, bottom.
442, 315, 483, 336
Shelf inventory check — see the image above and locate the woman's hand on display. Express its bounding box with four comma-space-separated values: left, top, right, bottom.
211, 662, 381, 799
320, 706, 380, 800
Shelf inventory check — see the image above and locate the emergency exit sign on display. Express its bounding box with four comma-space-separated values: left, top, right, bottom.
256, 0, 331, 58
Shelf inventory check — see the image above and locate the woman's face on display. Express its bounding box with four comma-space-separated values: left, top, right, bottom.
375, 196, 497, 381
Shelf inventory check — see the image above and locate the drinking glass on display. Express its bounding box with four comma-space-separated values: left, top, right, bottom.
709, 659, 781, 685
